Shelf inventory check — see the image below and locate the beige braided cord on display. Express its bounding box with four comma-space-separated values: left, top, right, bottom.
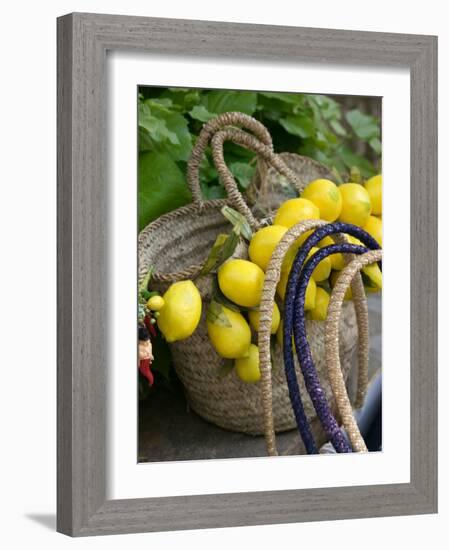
145, 114, 273, 283
325, 236, 370, 410
258, 219, 327, 456
325, 249, 382, 453
349, 265, 370, 408
210, 128, 306, 229
186, 112, 273, 206
258, 222, 371, 456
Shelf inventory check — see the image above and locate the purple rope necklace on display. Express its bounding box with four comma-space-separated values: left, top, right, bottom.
282, 222, 381, 453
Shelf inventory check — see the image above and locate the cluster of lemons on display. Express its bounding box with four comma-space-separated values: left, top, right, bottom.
153, 175, 382, 385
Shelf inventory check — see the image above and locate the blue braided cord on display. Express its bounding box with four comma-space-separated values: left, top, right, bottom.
282, 222, 381, 453
282, 305, 318, 454
293, 243, 369, 452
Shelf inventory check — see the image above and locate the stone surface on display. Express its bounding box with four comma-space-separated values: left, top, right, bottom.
139, 294, 382, 463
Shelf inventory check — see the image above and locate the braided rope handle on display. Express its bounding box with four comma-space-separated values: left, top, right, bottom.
210, 128, 305, 229
326, 249, 382, 452
258, 221, 371, 456
186, 111, 273, 206
258, 220, 326, 455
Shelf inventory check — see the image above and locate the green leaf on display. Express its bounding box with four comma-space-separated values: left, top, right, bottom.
369, 137, 382, 154
138, 99, 192, 161
202, 90, 257, 116
329, 119, 347, 136
189, 105, 214, 122
258, 91, 302, 105
157, 110, 192, 161
338, 146, 376, 178
220, 206, 252, 240
345, 109, 380, 141
138, 152, 191, 230
218, 229, 240, 264
139, 266, 154, 292
229, 162, 256, 189
139, 102, 179, 145
207, 300, 232, 327
138, 126, 153, 152
279, 115, 315, 138
200, 183, 226, 199
200, 234, 229, 275
312, 95, 340, 121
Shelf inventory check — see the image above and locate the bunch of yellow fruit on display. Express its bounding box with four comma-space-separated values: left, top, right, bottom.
156, 175, 382, 386
208, 174, 382, 384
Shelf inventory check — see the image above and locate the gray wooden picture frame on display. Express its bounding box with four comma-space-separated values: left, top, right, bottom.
57, 12, 438, 537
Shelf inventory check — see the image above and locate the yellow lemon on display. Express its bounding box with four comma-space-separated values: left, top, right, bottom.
330, 270, 352, 301
146, 295, 165, 311
218, 259, 265, 308
363, 215, 382, 246
307, 247, 332, 282
346, 236, 382, 288
319, 236, 345, 270
274, 198, 320, 228
235, 344, 261, 383
364, 174, 382, 215
248, 225, 288, 271
157, 281, 202, 342
362, 263, 382, 290
309, 286, 330, 321
206, 305, 251, 358
338, 183, 372, 227
347, 235, 363, 246
301, 178, 342, 222
248, 302, 281, 334
277, 272, 316, 310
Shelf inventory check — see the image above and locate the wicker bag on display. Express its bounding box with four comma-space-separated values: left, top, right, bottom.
139, 112, 361, 439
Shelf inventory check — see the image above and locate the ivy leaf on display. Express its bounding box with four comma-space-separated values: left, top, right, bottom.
189, 105, 214, 122
200, 183, 226, 199
157, 110, 192, 161
138, 152, 191, 230
279, 115, 315, 138
138, 126, 153, 152
329, 119, 347, 137
345, 109, 380, 141
258, 91, 302, 105
139, 99, 192, 161
202, 90, 257, 116
229, 162, 256, 189
338, 146, 376, 178
206, 300, 232, 327
369, 137, 382, 154
138, 101, 179, 145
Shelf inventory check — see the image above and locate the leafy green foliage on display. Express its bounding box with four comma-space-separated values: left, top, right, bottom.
138, 152, 191, 230
138, 87, 381, 230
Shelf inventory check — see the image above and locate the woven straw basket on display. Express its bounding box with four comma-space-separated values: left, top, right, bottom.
138, 112, 360, 437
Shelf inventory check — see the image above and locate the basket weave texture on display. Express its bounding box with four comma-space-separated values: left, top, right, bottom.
138, 112, 359, 436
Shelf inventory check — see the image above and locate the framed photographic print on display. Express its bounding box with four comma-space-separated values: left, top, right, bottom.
57, 12, 438, 536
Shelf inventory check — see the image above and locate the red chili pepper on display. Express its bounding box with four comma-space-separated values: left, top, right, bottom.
139, 358, 154, 386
